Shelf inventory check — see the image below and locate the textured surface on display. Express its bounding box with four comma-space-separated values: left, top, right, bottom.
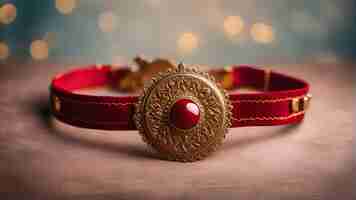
0, 62, 355, 200
134, 65, 231, 162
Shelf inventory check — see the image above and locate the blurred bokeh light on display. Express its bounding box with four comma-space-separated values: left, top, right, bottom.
98, 11, 118, 33
250, 23, 275, 44
0, 41, 9, 60
55, 0, 77, 15
0, 0, 355, 65
30, 40, 49, 60
0, 3, 16, 25
177, 32, 199, 55
223, 15, 244, 39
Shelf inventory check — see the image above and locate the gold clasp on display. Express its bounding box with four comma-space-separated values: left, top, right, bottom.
209, 66, 234, 90
117, 57, 237, 92
264, 69, 271, 91
291, 94, 312, 113
117, 57, 175, 92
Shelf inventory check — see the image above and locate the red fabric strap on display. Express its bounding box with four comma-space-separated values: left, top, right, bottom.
50, 65, 310, 130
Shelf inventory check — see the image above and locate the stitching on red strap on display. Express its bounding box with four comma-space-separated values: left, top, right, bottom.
232, 111, 305, 122
56, 114, 132, 125
53, 94, 135, 106
230, 95, 304, 104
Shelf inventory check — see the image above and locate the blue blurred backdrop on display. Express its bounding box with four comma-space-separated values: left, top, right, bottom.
0, 0, 355, 66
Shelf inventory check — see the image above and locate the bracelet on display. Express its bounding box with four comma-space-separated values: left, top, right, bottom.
50, 58, 311, 162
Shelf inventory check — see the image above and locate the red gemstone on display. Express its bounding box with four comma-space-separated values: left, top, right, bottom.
170, 99, 200, 129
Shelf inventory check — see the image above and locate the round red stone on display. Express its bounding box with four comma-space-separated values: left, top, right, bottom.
170, 99, 200, 129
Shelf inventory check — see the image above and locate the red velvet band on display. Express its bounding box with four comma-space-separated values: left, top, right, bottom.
50, 65, 310, 130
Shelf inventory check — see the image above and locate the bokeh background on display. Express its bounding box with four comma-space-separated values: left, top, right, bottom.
0, 2, 355, 199
0, 0, 355, 66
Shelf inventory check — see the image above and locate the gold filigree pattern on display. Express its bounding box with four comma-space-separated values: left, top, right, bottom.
134, 63, 232, 162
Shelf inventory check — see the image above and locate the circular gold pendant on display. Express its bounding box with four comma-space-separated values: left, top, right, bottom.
134, 63, 232, 162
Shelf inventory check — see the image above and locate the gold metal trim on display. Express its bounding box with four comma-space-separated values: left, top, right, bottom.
221, 67, 234, 89
53, 95, 61, 113
303, 93, 312, 111
291, 98, 300, 113
291, 93, 312, 113
264, 69, 271, 91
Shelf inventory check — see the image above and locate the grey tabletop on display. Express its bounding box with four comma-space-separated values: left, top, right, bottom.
0, 62, 355, 200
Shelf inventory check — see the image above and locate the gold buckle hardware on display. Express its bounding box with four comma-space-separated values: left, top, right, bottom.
291, 94, 312, 113
209, 66, 234, 90
264, 69, 271, 91
117, 57, 175, 92
118, 57, 236, 92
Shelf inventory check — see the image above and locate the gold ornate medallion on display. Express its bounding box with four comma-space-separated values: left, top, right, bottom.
134, 63, 232, 162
